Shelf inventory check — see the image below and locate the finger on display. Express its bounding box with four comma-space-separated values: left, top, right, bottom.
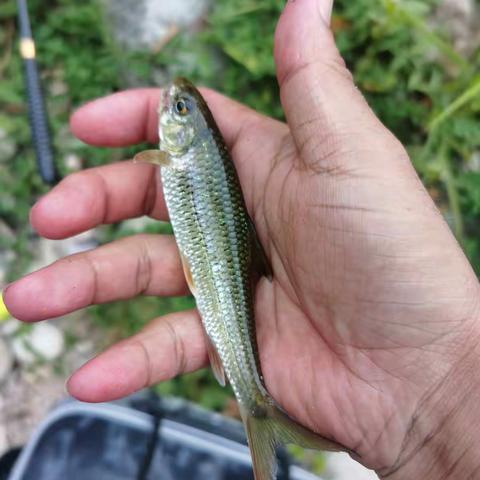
2, 234, 188, 322
274, 0, 396, 165
30, 161, 167, 239
318, 0, 334, 23
67, 310, 207, 402
69, 87, 286, 225
70, 87, 261, 149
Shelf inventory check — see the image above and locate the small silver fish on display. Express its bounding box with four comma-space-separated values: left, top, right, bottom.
135, 77, 342, 479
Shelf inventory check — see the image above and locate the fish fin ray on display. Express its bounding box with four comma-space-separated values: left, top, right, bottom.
133, 149, 169, 166
179, 253, 197, 297
240, 405, 277, 480
240, 400, 343, 480
248, 216, 273, 281
204, 332, 226, 387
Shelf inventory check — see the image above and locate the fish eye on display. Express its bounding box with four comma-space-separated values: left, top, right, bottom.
174, 98, 190, 116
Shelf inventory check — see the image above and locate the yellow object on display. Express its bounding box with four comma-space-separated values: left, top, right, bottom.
20, 38, 36, 59
0, 295, 10, 322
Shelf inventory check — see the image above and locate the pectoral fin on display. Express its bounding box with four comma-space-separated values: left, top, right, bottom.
204, 332, 226, 387
248, 216, 273, 281
133, 149, 169, 166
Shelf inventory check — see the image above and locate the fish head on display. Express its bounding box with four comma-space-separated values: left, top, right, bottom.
158, 77, 209, 157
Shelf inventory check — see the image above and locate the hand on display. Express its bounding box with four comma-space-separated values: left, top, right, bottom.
4, 0, 480, 477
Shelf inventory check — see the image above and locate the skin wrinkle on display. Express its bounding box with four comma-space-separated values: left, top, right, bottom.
162, 316, 188, 377
282, 175, 299, 279
292, 125, 379, 177
307, 203, 386, 214
85, 255, 101, 306
271, 275, 282, 335
134, 237, 153, 296
94, 171, 111, 226
354, 347, 407, 386
297, 300, 392, 413
466, 461, 480, 480
295, 133, 351, 176
441, 444, 471, 480
381, 341, 479, 478
129, 338, 155, 391
277, 56, 352, 96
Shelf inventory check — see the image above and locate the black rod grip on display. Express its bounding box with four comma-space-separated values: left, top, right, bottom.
17, 0, 32, 38
17, 0, 57, 185
23, 58, 56, 184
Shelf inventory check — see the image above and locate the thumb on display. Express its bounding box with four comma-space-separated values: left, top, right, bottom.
274, 0, 392, 167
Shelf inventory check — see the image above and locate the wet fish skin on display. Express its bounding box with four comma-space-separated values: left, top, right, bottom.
146, 77, 342, 479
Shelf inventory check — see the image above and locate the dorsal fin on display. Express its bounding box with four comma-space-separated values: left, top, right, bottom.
248, 215, 273, 281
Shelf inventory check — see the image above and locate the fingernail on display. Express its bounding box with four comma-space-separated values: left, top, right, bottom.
318, 0, 334, 25
283, 0, 333, 26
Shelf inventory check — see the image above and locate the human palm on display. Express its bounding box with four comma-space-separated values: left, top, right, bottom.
4, 0, 480, 475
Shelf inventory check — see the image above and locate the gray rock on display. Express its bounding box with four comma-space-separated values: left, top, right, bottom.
0, 128, 16, 163
0, 338, 13, 385
467, 151, 480, 172
0, 220, 15, 286
434, 0, 480, 56
11, 322, 65, 365
63, 153, 83, 172
103, 0, 209, 51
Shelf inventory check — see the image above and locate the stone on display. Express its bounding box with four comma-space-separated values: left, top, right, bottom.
0, 128, 16, 163
11, 322, 65, 365
102, 0, 209, 51
63, 153, 83, 172
468, 151, 480, 173
433, 0, 480, 56
0, 220, 15, 286
0, 338, 13, 385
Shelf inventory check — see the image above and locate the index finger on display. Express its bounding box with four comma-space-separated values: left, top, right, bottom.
35, 88, 262, 240
69, 87, 259, 148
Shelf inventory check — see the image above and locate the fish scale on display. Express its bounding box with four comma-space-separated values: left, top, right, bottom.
152, 77, 343, 480
161, 132, 262, 405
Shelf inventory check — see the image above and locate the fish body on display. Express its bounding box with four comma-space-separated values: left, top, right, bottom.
144, 77, 341, 479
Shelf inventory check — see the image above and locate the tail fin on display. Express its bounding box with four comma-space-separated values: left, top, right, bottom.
240, 401, 342, 480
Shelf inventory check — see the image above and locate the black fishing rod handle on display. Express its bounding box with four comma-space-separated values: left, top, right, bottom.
23, 57, 56, 185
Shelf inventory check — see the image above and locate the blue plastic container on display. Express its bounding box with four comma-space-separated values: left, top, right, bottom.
7, 395, 323, 480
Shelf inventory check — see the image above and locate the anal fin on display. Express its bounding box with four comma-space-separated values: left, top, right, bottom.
179, 253, 226, 387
